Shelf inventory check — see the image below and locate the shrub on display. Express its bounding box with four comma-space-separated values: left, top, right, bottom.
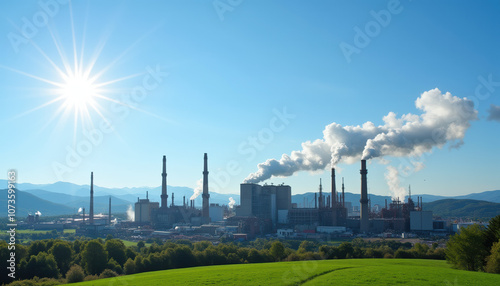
65, 265, 85, 283
99, 269, 118, 279
485, 240, 500, 273
83, 275, 98, 281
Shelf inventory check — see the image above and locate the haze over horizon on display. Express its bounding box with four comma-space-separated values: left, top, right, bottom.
1, 1, 499, 199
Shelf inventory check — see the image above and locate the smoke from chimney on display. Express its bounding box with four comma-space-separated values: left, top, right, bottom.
385, 166, 407, 201
126, 205, 134, 221
243, 89, 477, 184
190, 178, 203, 200
228, 197, 236, 208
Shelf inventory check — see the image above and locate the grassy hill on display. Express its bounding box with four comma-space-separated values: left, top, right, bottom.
423, 199, 500, 219
71, 259, 498, 286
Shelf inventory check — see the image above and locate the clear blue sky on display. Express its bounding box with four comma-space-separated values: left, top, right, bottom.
1, 0, 499, 198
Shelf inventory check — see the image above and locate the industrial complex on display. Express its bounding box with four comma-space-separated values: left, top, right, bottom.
22, 156, 464, 241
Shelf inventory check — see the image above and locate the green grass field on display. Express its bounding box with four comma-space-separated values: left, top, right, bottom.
120, 239, 151, 248
71, 259, 498, 286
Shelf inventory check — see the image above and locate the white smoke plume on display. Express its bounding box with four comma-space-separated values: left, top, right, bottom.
126, 205, 134, 221
78, 207, 82, 213
244, 89, 477, 183
228, 197, 236, 208
190, 178, 203, 200
35, 211, 42, 216
385, 166, 406, 201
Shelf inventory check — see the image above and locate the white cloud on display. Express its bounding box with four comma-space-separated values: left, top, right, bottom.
244, 88, 477, 183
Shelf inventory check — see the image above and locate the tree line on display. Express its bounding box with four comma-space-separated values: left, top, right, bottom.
445, 214, 500, 273
1, 235, 447, 285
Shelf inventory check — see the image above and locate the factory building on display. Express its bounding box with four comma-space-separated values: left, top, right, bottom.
209, 203, 224, 222
236, 159, 435, 235
134, 192, 159, 223
236, 183, 292, 228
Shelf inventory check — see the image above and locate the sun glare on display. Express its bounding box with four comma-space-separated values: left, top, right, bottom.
60, 73, 97, 110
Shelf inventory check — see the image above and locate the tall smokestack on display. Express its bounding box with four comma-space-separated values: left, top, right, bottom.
161, 156, 168, 208
314, 193, 317, 208
318, 179, 323, 208
331, 168, 337, 207
172, 192, 174, 207
342, 177, 345, 208
202, 153, 210, 222
331, 168, 338, 225
82, 208, 85, 224
108, 196, 111, 225
360, 160, 369, 233
89, 172, 94, 224
183, 196, 186, 207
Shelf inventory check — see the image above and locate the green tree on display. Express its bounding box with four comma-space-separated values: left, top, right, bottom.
50, 241, 74, 275
298, 240, 316, 254
270, 241, 286, 261
123, 258, 136, 275
484, 215, 500, 252
106, 257, 123, 274
81, 240, 108, 275
24, 252, 60, 279
338, 242, 354, 259
105, 239, 127, 266
66, 264, 85, 283
485, 239, 500, 273
446, 224, 488, 271
28, 240, 47, 257
137, 241, 145, 251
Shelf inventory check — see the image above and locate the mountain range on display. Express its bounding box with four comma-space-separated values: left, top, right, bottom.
1, 180, 498, 219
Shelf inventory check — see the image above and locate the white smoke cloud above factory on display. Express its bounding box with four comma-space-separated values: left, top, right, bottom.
244, 88, 477, 183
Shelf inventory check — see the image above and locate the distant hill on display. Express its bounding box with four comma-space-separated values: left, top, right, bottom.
422, 199, 500, 219
0, 180, 240, 216
291, 190, 500, 209
0, 189, 74, 217
454, 190, 500, 203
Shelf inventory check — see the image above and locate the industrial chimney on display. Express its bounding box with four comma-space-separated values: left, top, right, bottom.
318, 178, 323, 208
331, 168, 337, 207
108, 196, 111, 225
202, 153, 210, 222
161, 156, 168, 208
331, 168, 338, 225
89, 172, 94, 225
360, 160, 369, 233
342, 177, 345, 208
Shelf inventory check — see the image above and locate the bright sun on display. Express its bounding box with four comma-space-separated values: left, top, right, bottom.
60, 73, 98, 110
